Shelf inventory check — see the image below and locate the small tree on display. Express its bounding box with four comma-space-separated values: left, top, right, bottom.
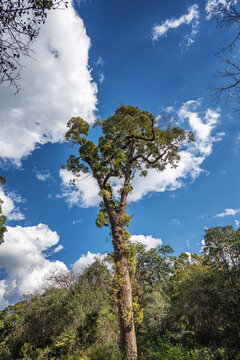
64, 105, 194, 359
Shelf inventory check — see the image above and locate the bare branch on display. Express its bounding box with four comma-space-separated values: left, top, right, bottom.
0, 0, 68, 92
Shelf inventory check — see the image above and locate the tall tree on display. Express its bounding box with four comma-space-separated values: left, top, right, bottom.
0, 0, 67, 92
64, 105, 194, 359
202, 226, 240, 343
202, 226, 240, 270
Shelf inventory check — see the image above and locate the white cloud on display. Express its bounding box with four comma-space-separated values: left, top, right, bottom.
54, 244, 64, 253
178, 100, 222, 156
59, 100, 222, 207
235, 219, 240, 228
72, 251, 106, 273
0, 224, 67, 308
0, 230, 167, 307
96, 56, 105, 66
215, 208, 240, 217
131, 234, 162, 250
0, 188, 25, 221
33, 168, 52, 181
0, 2, 98, 166
99, 72, 105, 84
169, 218, 181, 226
58, 168, 100, 208
72, 219, 83, 225
128, 101, 222, 202
206, 0, 236, 19
152, 5, 199, 46
36, 173, 51, 181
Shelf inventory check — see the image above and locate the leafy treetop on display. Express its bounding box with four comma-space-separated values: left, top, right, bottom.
65, 105, 194, 200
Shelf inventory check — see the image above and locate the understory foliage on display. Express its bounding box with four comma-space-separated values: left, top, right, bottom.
0, 226, 239, 359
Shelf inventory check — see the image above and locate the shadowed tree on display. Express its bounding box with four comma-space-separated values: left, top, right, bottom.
64, 105, 194, 359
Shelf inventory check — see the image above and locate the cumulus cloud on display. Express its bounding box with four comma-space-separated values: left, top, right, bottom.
215, 208, 240, 217
0, 188, 25, 221
128, 100, 223, 202
178, 100, 222, 156
59, 100, 223, 207
131, 234, 162, 250
58, 168, 100, 208
152, 5, 199, 46
72, 251, 106, 273
0, 224, 67, 308
0, 2, 97, 166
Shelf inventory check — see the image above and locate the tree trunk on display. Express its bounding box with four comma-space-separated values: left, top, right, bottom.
111, 224, 138, 360
95, 174, 138, 359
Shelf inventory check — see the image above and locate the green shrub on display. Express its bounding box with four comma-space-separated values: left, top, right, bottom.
85, 343, 123, 360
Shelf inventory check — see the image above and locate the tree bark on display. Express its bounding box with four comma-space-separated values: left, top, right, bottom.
95, 174, 138, 359
111, 224, 137, 360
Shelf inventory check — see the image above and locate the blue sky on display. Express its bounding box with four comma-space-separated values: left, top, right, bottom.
0, 0, 240, 307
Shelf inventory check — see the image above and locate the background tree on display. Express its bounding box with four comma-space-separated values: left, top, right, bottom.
169, 228, 240, 351
170, 253, 222, 346
202, 226, 240, 345
0, 0, 67, 92
202, 225, 240, 270
209, 1, 240, 108
135, 243, 175, 289
0, 200, 7, 245
64, 105, 194, 359
0, 232, 239, 359
0, 176, 7, 244
0, 260, 120, 360
134, 244, 173, 349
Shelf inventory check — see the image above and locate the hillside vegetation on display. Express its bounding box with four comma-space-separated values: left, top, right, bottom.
0, 226, 239, 360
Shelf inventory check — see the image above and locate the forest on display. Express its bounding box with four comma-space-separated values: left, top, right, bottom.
0, 226, 239, 359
